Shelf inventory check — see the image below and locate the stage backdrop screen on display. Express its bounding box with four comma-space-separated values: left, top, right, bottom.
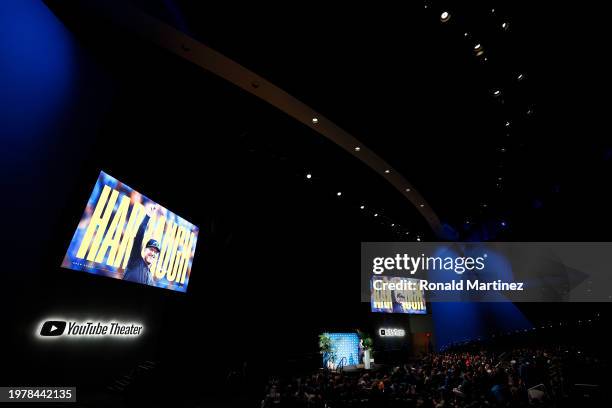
370, 276, 427, 314
322, 332, 360, 368
61, 171, 199, 292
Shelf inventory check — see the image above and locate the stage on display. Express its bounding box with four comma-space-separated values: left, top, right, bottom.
323, 363, 386, 374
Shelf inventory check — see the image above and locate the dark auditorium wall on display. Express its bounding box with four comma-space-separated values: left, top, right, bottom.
1, 0, 405, 391
1, 0, 148, 387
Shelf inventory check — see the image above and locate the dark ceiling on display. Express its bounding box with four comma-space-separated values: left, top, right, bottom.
121, 0, 612, 241
41, 0, 612, 241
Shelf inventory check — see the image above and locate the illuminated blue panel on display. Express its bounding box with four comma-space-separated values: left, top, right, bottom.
322, 333, 360, 368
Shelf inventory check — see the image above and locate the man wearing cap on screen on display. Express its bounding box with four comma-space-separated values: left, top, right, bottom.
123, 204, 160, 286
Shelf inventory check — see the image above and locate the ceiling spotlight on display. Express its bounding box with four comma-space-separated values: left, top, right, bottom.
482, 203, 488, 208
464, 32, 469, 37
354, 146, 361, 151
416, 237, 421, 242
501, 221, 507, 227
306, 173, 312, 179
501, 22, 509, 30
420, 204, 425, 208
498, 177, 503, 181
474, 44, 484, 57
391, 223, 395, 227
505, 121, 511, 127
517, 73, 525, 81
492, 89, 501, 97
500, 147, 506, 152
384, 169, 390, 174
406, 188, 411, 192
374, 213, 379, 217
440, 11, 450, 22
312, 117, 319, 124
360, 205, 365, 209
336, 191, 342, 196
405, 232, 410, 235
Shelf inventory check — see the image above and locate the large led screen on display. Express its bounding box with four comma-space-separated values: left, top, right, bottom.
370, 276, 427, 314
61, 171, 198, 292
321, 332, 360, 368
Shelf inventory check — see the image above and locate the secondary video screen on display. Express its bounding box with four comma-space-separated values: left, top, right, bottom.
370, 276, 427, 314
61, 171, 199, 292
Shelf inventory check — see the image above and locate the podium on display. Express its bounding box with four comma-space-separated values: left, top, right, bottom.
364, 349, 373, 370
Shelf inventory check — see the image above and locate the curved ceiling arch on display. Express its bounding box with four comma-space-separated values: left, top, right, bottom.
58, 0, 443, 237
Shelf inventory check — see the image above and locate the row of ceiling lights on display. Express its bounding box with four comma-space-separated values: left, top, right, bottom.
310, 111, 429, 239
297, 4, 531, 240
310, 118, 426, 207
304, 170, 423, 241
434, 3, 532, 234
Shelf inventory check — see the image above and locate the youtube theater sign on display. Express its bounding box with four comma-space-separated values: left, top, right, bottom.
37, 319, 143, 339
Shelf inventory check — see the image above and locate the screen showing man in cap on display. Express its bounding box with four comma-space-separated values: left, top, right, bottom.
123, 204, 160, 285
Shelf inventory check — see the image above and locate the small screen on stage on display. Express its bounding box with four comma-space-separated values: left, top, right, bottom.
370, 276, 427, 314
321, 332, 360, 369
61, 171, 199, 292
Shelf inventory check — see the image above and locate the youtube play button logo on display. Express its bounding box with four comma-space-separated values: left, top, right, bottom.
36, 319, 143, 339
40, 320, 67, 337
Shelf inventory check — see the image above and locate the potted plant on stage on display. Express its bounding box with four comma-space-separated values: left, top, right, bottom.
358, 331, 374, 369
319, 333, 336, 370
